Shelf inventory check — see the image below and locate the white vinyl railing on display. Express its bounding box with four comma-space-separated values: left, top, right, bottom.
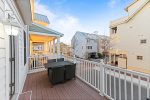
28, 54, 64, 73
74, 58, 150, 100
28, 55, 49, 73
27, 55, 150, 100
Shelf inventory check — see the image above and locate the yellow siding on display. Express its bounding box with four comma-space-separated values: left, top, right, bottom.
33, 20, 49, 27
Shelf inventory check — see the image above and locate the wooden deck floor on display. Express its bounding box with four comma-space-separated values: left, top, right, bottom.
19, 71, 107, 100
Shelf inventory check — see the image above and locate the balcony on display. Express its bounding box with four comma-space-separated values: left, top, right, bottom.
19, 71, 106, 100
19, 55, 150, 100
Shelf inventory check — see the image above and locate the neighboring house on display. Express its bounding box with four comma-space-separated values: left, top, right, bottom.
109, 0, 150, 74
60, 42, 72, 56
29, 7, 63, 57
71, 31, 99, 59
0, 0, 32, 100
29, 22, 63, 56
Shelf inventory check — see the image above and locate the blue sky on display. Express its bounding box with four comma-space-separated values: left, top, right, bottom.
35, 0, 133, 44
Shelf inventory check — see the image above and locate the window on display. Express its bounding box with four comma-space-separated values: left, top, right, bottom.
112, 27, 117, 34
140, 39, 147, 44
24, 31, 27, 65
87, 39, 90, 43
137, 56, 143, 60
87, 46, 92, 49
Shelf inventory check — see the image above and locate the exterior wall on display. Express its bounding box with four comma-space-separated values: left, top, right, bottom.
16, 26, 28, 95
110, 1, 150, 73
0, 0, 30, 99
72, 32, 99, 59
0, 0, 9, 100
72, 33, 87, 58
86, 39, 98, 53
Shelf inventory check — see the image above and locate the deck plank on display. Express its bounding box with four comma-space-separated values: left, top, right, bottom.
19, 71, 107, 100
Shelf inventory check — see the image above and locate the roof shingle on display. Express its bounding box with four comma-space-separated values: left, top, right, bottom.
34, 13, 50, 24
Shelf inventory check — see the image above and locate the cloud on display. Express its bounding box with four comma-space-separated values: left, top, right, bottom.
34, 1, 86, 44
34, 1, 56, 22
107, 0, 121, 8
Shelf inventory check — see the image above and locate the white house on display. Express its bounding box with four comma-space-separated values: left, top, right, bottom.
0, 0, 32, 100
71, 31, 100, 59
109, 0, 150, 74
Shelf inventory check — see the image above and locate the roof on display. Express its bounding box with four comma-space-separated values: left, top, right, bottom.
110, 0, 149, 28
29, 23, 63, 37
125, 0, 138, 11
34, 13, 50, 24
76, 31, 98, 40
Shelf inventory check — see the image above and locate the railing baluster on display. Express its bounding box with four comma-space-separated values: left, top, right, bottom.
109, 68, 111, 97
87, 62, 89, 83
119, 71, 121, 100
92, 63, 94, 85
81, 60, 82, 78
124, 71, 127, 100
34, 57, 36, 69
147, 77, 150, 99
85, 61, 88, 81
90, 62, 92, 84
106, 68, 108, 95
114, 69, 116, 100
138, 76, 141, 100
131, 74, 133, 100
95, 65, 96, 87
84, 61, 86, 80
98, 64, 100, 90
30, 58, 32, 71
81, 61, 83, 78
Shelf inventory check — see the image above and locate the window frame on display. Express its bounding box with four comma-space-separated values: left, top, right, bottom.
140, 39, 147, 44
112, 27, 117, 34
137, 56, 143, 60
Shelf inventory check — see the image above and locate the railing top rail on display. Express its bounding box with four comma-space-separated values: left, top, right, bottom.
104, 64, 150, 78
76, 57, 150, 78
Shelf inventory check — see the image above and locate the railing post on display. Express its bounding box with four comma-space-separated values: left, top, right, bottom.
99, 62, 105, 96
27, 57, 30, 73
73, 55, 76, 64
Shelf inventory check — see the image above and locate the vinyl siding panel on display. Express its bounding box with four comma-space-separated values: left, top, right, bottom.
18, 29, 27, 93
0, 0, 4, 19
0, 1, 7, 98
0, 40, 6, 100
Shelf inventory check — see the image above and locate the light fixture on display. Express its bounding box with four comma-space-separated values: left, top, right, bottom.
0, 13, 20, 36
4, 24, 19, 36
3, 21, 20, 36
